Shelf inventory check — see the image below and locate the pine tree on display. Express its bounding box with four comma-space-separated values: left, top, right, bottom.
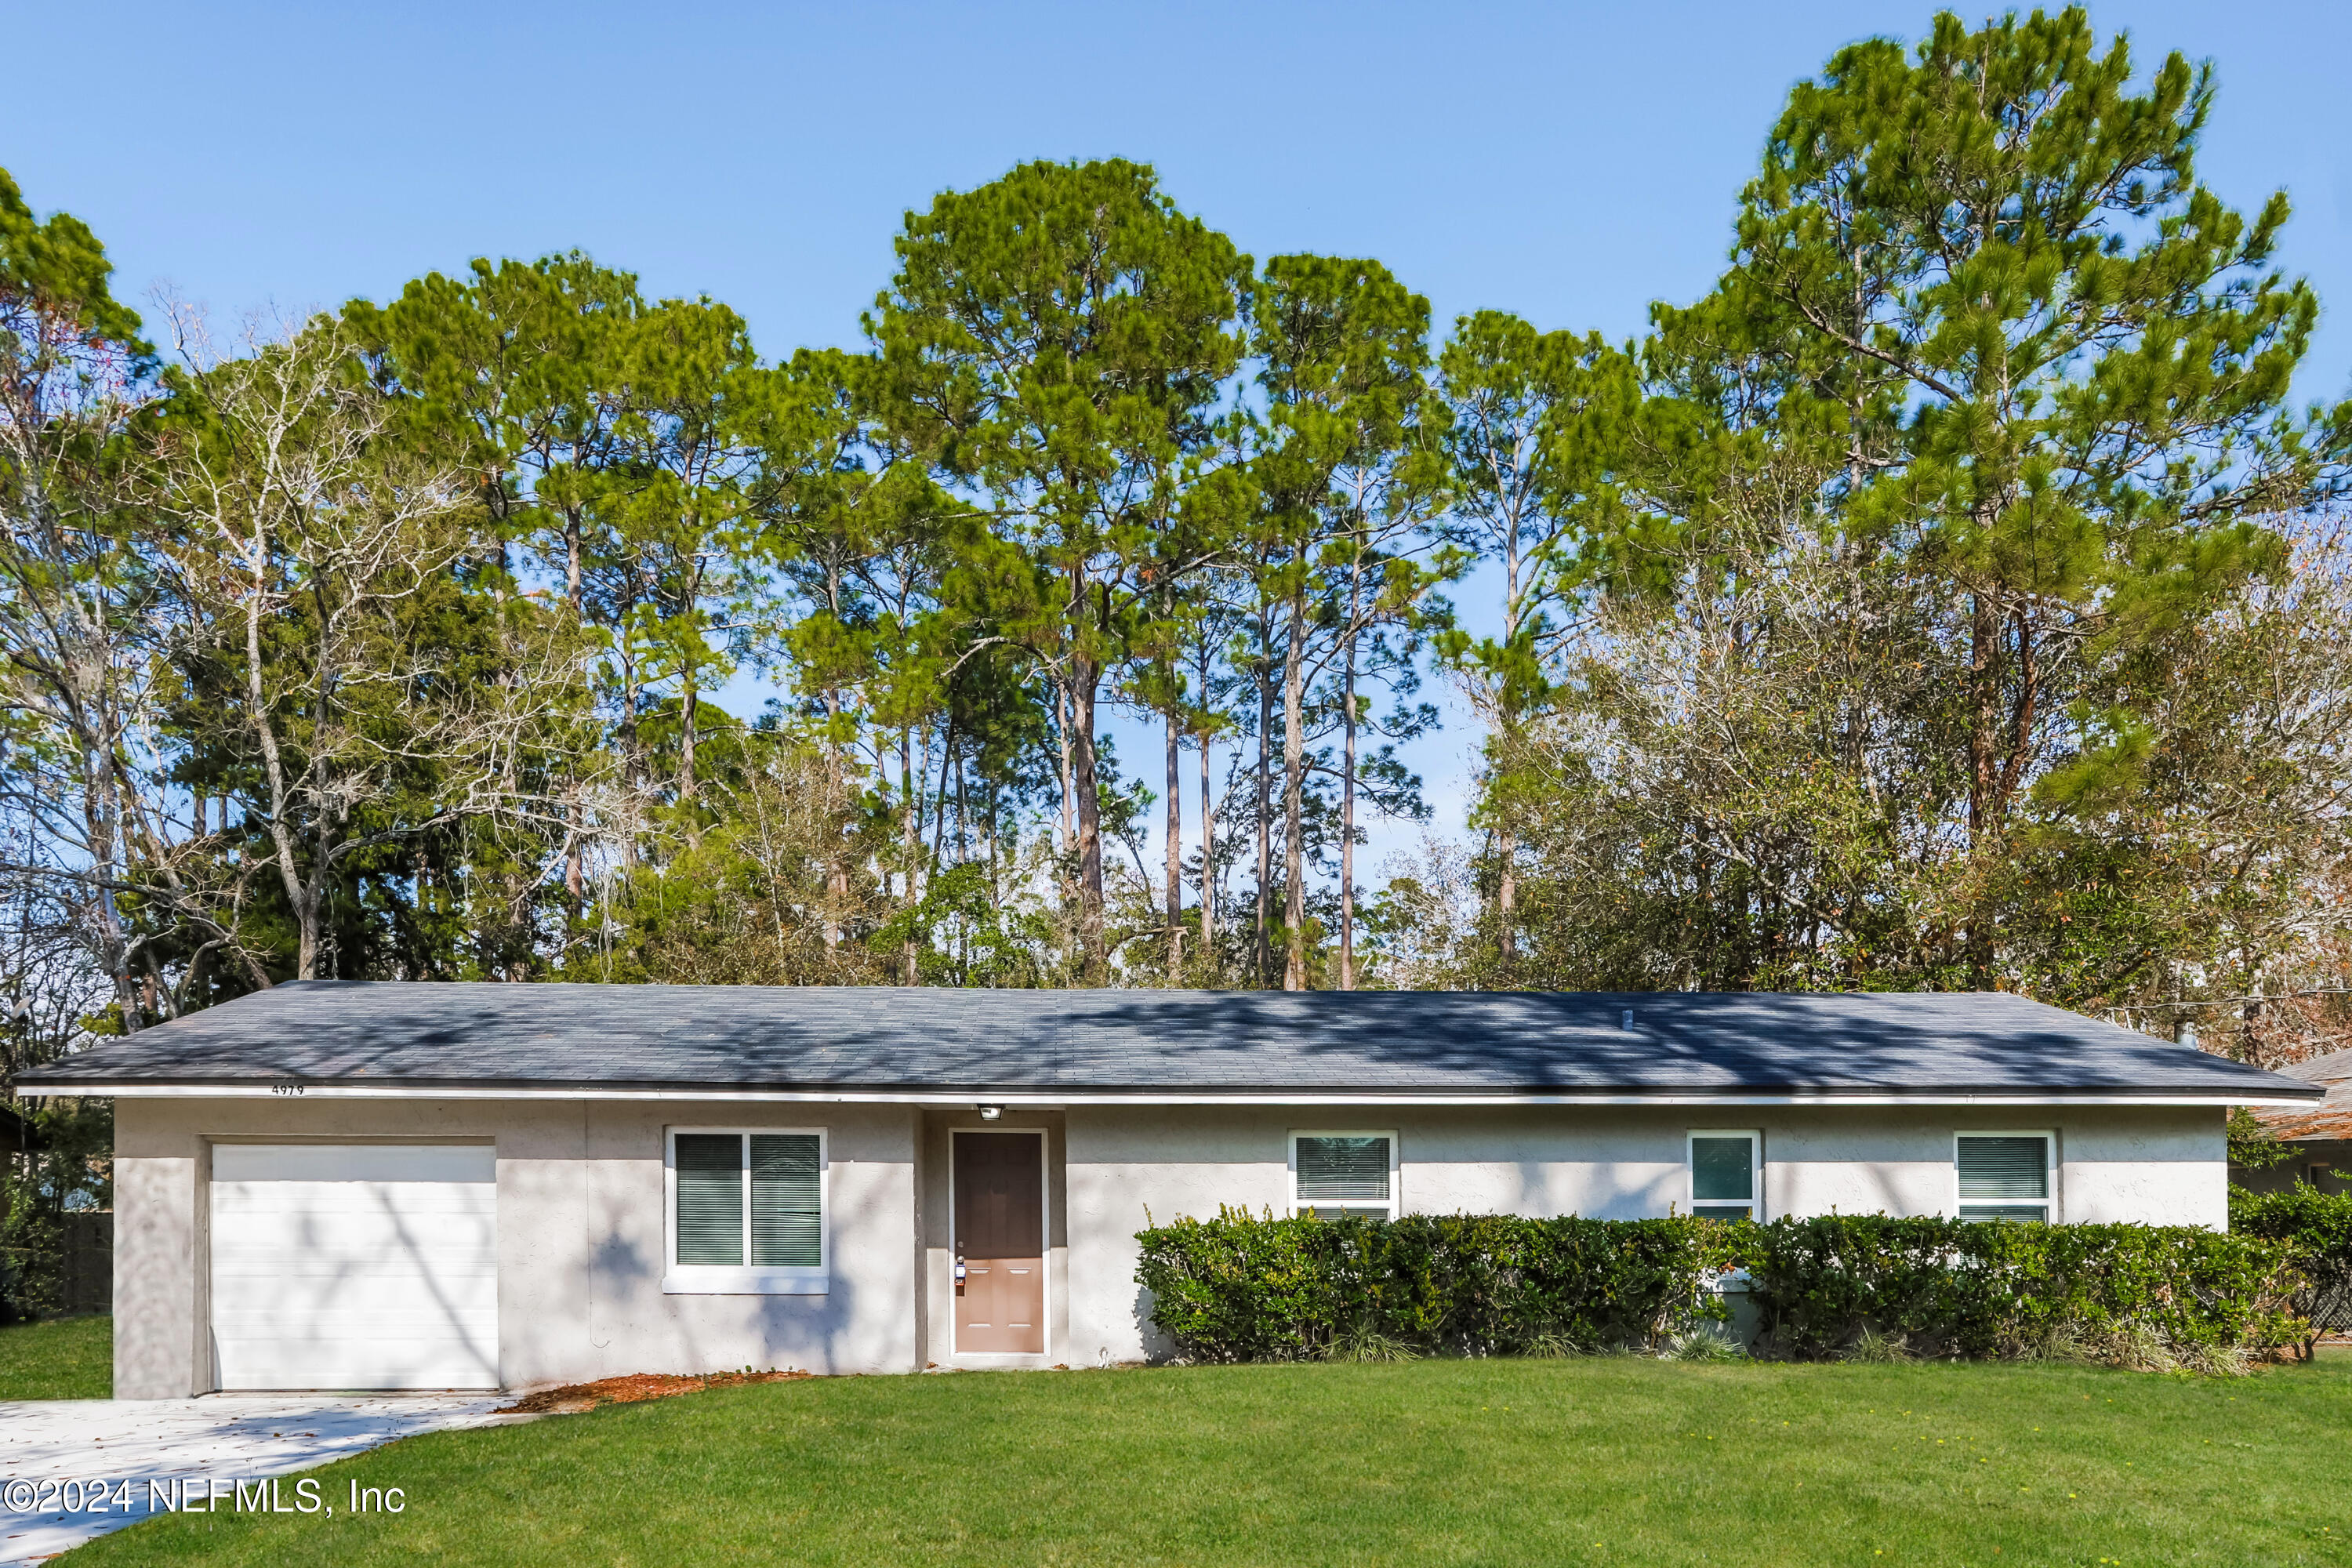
1432, 314, 1639, 970
1726, 6, 2352, 982
870, 160, 1250, 982
1252, 256, 1446, 989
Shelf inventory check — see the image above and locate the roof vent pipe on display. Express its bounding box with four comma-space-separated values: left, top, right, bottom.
1621, 1009, 1635, 1031
2176, 1019, 2197, 1050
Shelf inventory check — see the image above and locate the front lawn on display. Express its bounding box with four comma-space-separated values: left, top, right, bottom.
0, 1313, 110, 1399
71, 1356, 2352, 1566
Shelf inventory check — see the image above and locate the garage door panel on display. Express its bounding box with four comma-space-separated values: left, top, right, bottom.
214, 1336, 496, 1392
210, 1269, 496, 1318
208, 1247, 492, 1284
209, 1142, 498, 1391
213, 1305, 499, 1340
209, 1209, 497, 1257
211, 1181, 495, 1218
211, 1283, 499, 1321
212, 1144, 495, 1183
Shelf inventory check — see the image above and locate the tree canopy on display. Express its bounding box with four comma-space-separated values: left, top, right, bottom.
2, 7, 2347, 1092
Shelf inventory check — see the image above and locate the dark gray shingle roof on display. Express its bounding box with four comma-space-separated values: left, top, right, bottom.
9, 982, 2318, 1100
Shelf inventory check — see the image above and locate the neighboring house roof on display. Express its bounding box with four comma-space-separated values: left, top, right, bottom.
8, 982, 2319, 1105
2278, 1047, 2352, 1087
2252, 1047, 2352, 1139
2255, 1103, 2352, 1141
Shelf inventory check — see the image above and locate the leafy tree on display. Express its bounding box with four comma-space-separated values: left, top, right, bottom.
1252, 256, 1446, 988
748, 347, 943, 964
1432, 313, 1640, 968
0, 166, 173, 1023
870, 159, 1251, 982
1726, 5, 2352, 982
1442, 9, 2352, 1033
347, 253, 638, 914
16, 45, 2349, 1035
593, 296, 769, 845
148, 314, 572, 980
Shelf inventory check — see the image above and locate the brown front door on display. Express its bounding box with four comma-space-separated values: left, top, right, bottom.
953, 1131, 1045, 1354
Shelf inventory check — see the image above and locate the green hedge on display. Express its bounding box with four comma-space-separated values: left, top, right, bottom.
2229, 1184, 2352, 1349
1134, 1210, 1747, 1362
1134, 1210, 2304, 1370
1744, 1215, 2300, 1367
0, 1189, 64, 1325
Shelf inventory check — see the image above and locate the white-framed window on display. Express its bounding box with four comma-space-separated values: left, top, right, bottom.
1289, 1131, 1399, 1221
1955, 1131, 2054, 1223
1688, 1130, 1762, 1221
664, 1127, 829, 1294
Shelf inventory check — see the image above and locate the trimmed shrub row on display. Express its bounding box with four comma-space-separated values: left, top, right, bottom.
1134, 1212, 1748, 1363
2229, 1184, 2352, 1352
1744, 1215, 2298, 1369
1133, 1210, 2307, 1370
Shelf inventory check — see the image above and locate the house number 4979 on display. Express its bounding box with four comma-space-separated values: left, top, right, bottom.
270, 1081, 304, 1097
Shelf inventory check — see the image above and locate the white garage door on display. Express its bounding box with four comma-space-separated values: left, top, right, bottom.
210, 1144, 498, 1390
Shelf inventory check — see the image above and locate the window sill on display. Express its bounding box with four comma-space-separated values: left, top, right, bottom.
663, 1270, 829, 1295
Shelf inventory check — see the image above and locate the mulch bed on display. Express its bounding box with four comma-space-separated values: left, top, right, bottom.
498, 1369, 813, 1414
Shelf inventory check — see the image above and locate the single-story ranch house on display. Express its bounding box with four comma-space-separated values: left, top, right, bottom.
13, 982, 2318, 1397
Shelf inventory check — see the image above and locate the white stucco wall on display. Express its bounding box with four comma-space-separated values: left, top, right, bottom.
111, 1096, 2226, 1392
111, 1098, 923, 1397
1063, 1103, 2228, 1366
2057, 1111, 2228, 1228
110, 1131, 205, 1400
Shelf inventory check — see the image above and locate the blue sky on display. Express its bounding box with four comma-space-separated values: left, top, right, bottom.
13, 0, 2349, 883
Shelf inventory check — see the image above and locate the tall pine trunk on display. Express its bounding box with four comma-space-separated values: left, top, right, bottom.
1056, 681, 1074, 861
561, 510, 586, 931
820, 561, 850, 956
1164, 695, 1183, 982
1339, 647, 1359, 991
1070, 658, 1106, 984
900, 724, 920, 985
1494, 537, 1522, 969
1497, 817, 1517, 966
1254, 612, 1275, 987
619, 649, 643, 872
1966, 590, 1997, 985
822, 682, 847, 955
1282, 589, 1308, 991
679, 679, 701, 850
1199, 706, 1217, 975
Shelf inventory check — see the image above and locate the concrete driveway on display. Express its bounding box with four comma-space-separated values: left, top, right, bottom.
0, 1396, 524, 1565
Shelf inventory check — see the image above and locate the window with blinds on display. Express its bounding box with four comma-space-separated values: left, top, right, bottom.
675, 1134, 747, 1265
1292, 1132, 1396, 1220
1957, 1134, 2051, 1222
667, 1129, 828, 1289
1689, 1132, 1759, 1221
750, 1134, 822, 1267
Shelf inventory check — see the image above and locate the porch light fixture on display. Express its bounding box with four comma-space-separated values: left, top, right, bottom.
978, 1105, 1004, 1121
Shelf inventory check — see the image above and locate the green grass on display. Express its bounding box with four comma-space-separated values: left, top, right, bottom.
0, 1313, 110, 1399
69, 1356, 2352, 1566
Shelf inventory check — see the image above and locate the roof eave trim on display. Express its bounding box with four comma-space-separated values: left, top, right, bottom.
8, 1080, 2317, 1108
